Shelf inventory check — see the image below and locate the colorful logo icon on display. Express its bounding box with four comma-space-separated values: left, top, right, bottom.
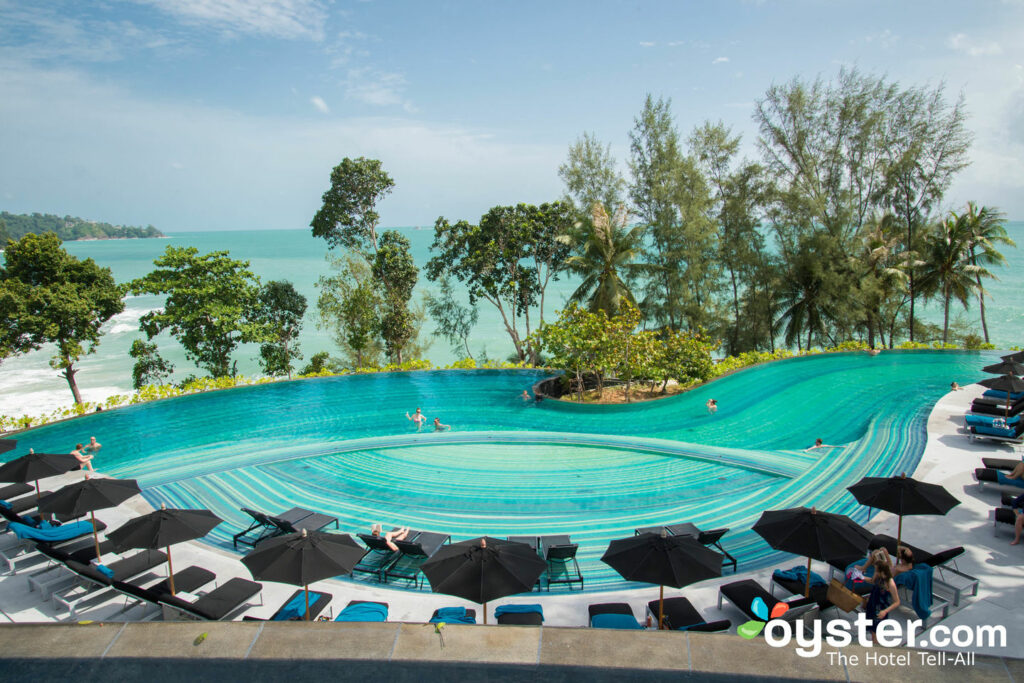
737, 597, 789, 639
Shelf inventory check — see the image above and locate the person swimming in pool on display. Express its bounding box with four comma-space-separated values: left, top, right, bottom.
433, 418, 451, 432
805, 438, 838, 451
406, 408, 427, 431
521, 390, 531, 402
84, 436, 102, 453
706, 399, 718, 415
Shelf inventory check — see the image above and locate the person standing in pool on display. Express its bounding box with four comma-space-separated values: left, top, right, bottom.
706, 399, 718, 415
84, 436, 102, 454
406, 408, 427, 431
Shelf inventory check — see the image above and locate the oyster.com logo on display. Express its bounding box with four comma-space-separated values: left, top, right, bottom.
737, 597, 788, 639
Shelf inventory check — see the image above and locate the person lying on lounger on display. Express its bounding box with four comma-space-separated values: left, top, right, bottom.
371, 523, 410, 552
892, 546, 914, 577
1004, 462, 1024, 481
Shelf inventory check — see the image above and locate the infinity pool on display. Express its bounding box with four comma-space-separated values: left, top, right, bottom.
8, 350, 994, 591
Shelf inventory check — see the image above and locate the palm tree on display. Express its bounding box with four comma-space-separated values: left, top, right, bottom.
917, 216, 984, 345
854, 215, 908, 349
564, 203, 646, 316
958, 202, 1015, 343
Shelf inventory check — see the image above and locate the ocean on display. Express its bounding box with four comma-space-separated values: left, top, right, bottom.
2, 223, 1022, 418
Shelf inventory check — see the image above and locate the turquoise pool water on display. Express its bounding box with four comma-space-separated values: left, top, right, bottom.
7, 350, 996, 591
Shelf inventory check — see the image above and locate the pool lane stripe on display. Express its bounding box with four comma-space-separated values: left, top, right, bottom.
131, 431, 813, 489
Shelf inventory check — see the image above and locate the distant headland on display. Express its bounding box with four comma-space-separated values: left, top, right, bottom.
0, 211, 164, 242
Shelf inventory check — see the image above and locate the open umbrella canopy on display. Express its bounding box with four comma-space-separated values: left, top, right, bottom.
108, 507, 222, 552
979, 374, 1024, 394
983, 360, 1024, 376
36, 477, 141, 517
753, 507, 873, 563
1002, 351, 1024, 363
242, 530, 365, 587
847, 475, 959, 518
421, 537, 547, 605
0, 452, 79, 484
601, 533, 722, 589
0, 439, 16, 455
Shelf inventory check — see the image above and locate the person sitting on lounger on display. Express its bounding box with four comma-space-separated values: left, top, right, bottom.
70, 443, 94, 472
805, 438, 837, 451
1005, 462, 1024, 481
848, 548, 892, 582
892, 546, 914, 577
433, 418, 450, 432
371, 523, 410, 552
406, 408, 427, 431
865, 562, 900, 642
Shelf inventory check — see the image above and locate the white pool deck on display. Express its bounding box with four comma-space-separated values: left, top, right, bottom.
0, 383, 1020, 657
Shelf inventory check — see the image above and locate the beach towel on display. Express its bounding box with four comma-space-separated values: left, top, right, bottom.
997, 471, 1024, 488
334, 602, 387, 622
8, 520, 94, 543
894, 564, 932, 620
429, 606, 476, 624
493, 604, 544, 619
773, 565, 827, 588
274, 591, 327, 621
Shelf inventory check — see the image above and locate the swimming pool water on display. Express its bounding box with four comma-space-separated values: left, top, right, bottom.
8, 350, 996, 591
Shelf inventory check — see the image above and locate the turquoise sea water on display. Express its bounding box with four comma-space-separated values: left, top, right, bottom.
7, 350, 998, 591
0, 223, 1021, 417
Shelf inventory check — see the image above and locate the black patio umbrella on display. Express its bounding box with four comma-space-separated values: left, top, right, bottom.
0, 439, 16, 454
979, 374, 1024, 416
36, 477, 141, 561
420, 537, 547, 624
242, 529, 366, 620
847, 473, 959, 549
601, 532, 723, 629
108, 503, 223, 595
0, 452, 83, 498
983, 361, 1024, 376
1002, 351, 1024, 363
753, 507, 873, 597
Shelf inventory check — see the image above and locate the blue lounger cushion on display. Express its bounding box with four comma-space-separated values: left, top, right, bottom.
493, 603, 544, 618
591, 613, 643, 629
966, 413, 1021, 427
8, 520, 95, 542
430, 606, 476, 624
335, 602, 388, 622
974, 424, 1023, 438
773, 566, 827, 587
983, 390, 1024, 401
997, 471, 1024, 488
274, 591, 328, 621
94, 564, 115, 579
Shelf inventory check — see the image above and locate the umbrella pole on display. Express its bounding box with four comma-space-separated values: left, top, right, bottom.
35, 479, 40, 500
658, 585, 664, 630
483, 602, 487, 625
91, 510, 101, 562
167, 547, 176, 595
805, 557, 812, 597
305, 584, 310, 621
897, 516, 903, 551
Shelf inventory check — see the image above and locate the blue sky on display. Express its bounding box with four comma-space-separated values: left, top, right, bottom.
1, 0, 1023, 231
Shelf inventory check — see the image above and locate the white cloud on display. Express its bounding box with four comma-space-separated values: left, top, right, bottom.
639, 41, 655, 48
667, 40, 685, 47
310, 95, 329, 113
860, 29, 899, 48
947, 33, 1003, 57
344, 67, 415, 111
127, 0, 328, 41
0, 63, 563, 229
712, 56, 729, 64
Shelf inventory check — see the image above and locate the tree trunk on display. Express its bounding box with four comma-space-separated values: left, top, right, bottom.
624, 338, 631, 403
974, 263, 990, 343
730, 268, 741, 354
463, 337, 474, 361
284, 340, 292, 380
942, 286, 951, 346
807, 326, 813, 353
62, 363, 83, 405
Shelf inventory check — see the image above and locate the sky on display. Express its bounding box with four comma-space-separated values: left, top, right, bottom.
1, 0, 1023, 231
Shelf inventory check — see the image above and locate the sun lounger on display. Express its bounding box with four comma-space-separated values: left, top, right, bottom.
2, 519, 108, 573
995, 506, 1017, 528
0, 484, 32, 501
543, 539, 583, 591
384, 532, 449, 588
242, 589, 333, 621
351, 531, 406, 581
268, 511, 339, 535
160, 577, 263, 621
588, 603, 644, 629
334, 600, 388, 622
634, 524, 738, 572
645, 597, 730, 632
0, 490, 54, 525
983, 458, 1022, 471
507, 536, 539, 552
54, 549, 169, 618
113, 566, 217, 613
429, 606, 476, 624
860, 534, 974, 607
28, 539, 117, 597
494, 603, 544, 626
718, 579, 816, 619
975, 467, 1024, 491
